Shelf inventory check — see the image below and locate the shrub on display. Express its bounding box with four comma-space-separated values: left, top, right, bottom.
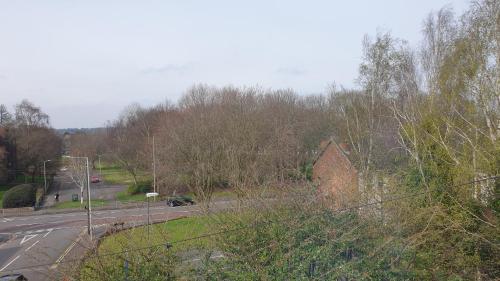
2, 184, 37, 208
127, 180, 152, 195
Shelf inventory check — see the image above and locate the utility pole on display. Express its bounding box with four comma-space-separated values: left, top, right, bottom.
43, 159, 51, 194
152, 136, 156, 194
98, 154, 102, 176
86, 156, 92, 241
146, 192, 159, 244
63, 155, 93, 240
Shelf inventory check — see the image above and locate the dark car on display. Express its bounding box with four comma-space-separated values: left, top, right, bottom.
91, 176, 100, 183
0, 274, 28, 281
166, 195, 194, 207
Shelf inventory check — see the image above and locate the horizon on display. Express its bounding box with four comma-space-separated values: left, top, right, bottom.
0, 0, 468, 129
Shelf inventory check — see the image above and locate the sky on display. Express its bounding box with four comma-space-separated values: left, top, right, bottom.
0, 0, 468, 129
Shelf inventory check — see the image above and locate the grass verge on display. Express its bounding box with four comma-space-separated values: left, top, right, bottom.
116, 191, 146, 202
52, 199, 108, 209
79, 216, 212, 280
98, 164, 150, 185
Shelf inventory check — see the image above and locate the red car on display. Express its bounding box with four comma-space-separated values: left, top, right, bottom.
91, 176, 100, 183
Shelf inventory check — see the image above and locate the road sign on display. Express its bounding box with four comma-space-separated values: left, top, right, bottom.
146, 192, 159, 198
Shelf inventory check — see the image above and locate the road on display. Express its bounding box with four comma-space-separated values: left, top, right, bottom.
0, 203, 204, 280
44, 172, 126, 208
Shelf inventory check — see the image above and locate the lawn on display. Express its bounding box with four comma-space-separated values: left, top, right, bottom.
98, 164, 150, 185
52, 199, 109, 209
79, 216, 213, 280
186, 189, 238, 201
100, 216, 211, 251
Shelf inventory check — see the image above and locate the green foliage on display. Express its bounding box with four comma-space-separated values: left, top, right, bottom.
301, 162, 313, 181
201, 202, 416, 280
116, 191, 146, 202
1, 184, 36, 208
52, 199, 108, 209
0, 185, 11, 208
127, 180, 152, 195
100, 164, 150, 185
79, 217, 211, 281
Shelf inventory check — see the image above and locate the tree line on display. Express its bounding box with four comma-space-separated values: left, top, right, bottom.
90, 0, 498, 204
0, 100, 62, 183
75, 1, 498, 279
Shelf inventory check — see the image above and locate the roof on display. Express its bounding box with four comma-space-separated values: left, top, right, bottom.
312, 137, 353, 168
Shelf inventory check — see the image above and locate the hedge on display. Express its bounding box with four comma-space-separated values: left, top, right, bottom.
127, 180, 152, 195
2, 184, 37, 208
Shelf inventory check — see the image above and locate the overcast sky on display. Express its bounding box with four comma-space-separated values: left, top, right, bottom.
0, 0, 468, 128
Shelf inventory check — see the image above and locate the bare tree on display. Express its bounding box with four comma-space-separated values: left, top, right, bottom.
0, 104, 12, 126
12, 100, 61, 182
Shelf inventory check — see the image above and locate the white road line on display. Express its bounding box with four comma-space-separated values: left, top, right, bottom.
25, 240, 40, 252
0, 255, 20, 272
20, 234, 38, 245
50, 240, 77, 269
14, 223, 40, 227
50, 230, 84, 269
43, 228, 53, 238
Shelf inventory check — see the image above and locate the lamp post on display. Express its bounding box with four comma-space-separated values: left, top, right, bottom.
152, 136, 156, 194
43, 159, 51, 194
146, 192, 159, 243
98, 154, 102, 176
63, 155, 92, 240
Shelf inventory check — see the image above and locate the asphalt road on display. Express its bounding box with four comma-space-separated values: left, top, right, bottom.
44, 172, 126, 207
0, 203, 203, 280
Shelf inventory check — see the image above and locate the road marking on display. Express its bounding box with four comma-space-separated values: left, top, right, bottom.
50, 230, 84, 269
15, 223, 40, 227
20, 234, 38, 245
43, 228, 53, 238
25, 240, 40, 252
92, 224, 107, 229
50, 241, 76, 269
0, 255, 20, 272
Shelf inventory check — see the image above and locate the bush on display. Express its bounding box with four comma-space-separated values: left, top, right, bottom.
127, 180, 152, 195
2, 184, 37, 208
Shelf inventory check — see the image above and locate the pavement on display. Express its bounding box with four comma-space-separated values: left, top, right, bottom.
0, 203, 207, 280
44, 172, 126, 208
0, 171, 230, 281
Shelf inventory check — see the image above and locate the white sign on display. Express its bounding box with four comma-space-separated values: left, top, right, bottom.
146, 192, 159, 198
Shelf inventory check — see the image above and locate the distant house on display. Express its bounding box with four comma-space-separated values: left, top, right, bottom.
62, 132, 71, 155
312, 138, 359, 207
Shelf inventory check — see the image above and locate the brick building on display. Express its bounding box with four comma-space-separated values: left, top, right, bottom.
312, 138, 359, 207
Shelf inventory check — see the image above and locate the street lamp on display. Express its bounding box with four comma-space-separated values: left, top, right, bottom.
63, 155, 92, 240
146, 192, 159, 243
97, 154, 102, 176
43, 159, 51, 194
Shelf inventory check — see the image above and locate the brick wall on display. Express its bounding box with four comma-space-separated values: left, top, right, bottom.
312, 141, 358, 207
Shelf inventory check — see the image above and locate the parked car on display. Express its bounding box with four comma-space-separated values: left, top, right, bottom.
60, 167, 68, 172
0, 274, 28, 281
166, 195, 194, 207
91, 176, 100, 183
